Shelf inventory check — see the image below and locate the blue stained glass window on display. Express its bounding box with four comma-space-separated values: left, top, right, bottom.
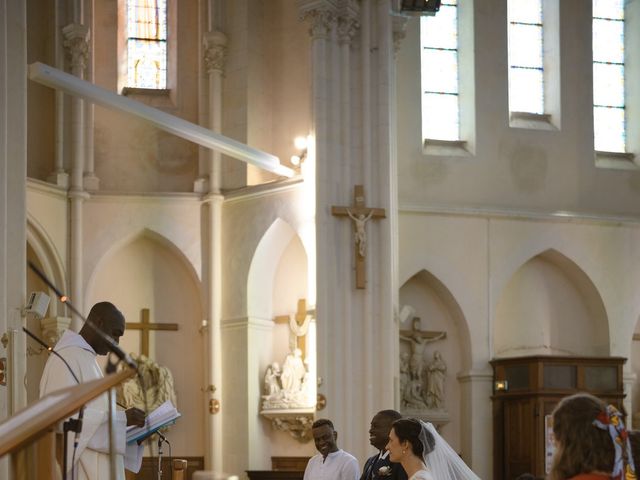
421, 1, 460, 142
592, 0, 625, 153
508, 0, 544, 114
127, 0, 167, 89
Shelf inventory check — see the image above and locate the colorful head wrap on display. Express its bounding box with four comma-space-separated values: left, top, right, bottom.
593, 404, 637, 480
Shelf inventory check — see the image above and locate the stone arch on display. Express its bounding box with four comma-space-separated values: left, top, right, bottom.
247, 218, 310, 320
399, 268, 473, 452
85, 227, 203, 312
84, 227, 206, 453
494, 248, 608, 358
26, 215, 66, 317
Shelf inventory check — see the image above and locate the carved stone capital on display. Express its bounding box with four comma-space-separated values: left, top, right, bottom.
337, 15, 359, 45
391, 12, 410, 55
299, 1, 338, 40
336, 0, 360, 45
203, 31, 228, 74
62, 23, 90, 71
40, 316, 71, 346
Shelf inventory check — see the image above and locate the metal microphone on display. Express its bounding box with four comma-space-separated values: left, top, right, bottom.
27, 260, 138, 370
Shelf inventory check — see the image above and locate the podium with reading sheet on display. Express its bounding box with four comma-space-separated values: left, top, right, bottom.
0, 369, 135, 478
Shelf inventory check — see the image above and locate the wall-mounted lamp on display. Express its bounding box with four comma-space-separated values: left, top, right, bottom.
290, 136, 308, 167
494, 380, 509, 392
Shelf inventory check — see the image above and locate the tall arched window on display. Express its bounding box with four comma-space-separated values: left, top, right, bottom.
508, 0, 544, 115
593, 0, 625, 153
126, 0, 167, 89
420, 0, 460, 142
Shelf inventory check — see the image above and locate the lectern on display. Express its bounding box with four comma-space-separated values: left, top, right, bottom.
0, 369, 134, 479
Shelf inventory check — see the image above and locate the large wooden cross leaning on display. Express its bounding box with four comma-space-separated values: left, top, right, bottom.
331, 185, 386, 289
126, 308, 179, 357
274, 298, 315, 359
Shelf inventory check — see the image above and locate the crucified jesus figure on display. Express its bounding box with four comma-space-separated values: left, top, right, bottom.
346, 208, 374, 257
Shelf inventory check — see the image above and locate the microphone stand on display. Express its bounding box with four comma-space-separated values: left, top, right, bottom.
157, 432, 167, 480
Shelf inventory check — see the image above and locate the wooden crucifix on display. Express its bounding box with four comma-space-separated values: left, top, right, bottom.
275, 298, 315, 359
126, 308, 179, 357
331, 185, 386, 289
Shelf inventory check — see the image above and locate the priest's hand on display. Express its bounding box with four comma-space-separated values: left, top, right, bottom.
125, 407, 146, 427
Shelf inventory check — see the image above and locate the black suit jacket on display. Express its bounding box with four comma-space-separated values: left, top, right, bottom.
360, 453, 408, 480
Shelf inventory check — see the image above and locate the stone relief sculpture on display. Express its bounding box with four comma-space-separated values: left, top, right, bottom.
398, 309, 449, 422
261, 348, 314, 410
117, 354, 178, 413
426, 351, 446, 410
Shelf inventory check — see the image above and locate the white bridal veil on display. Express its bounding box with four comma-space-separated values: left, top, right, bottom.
419, 421, 481, 480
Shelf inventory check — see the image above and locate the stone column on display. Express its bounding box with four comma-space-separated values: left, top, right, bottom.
458, 370, 493, 478
202, 29, 227, 471
0, 7, 28, 480
63, 23, 90, 328
300, 0, 400, 460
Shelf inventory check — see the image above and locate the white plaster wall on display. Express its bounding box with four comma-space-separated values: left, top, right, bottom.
396, 0, 640, 215
222, 183, 315, 322
87, 234, 205, 456
83, 194, 203, 314
92, 1, 200, 192
399, 211, 640, 477
494, 253, 608, 357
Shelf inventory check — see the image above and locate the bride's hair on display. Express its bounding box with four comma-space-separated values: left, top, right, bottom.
392, 418, 435, 457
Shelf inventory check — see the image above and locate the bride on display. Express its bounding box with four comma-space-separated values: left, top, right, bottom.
385, 418, 481, 480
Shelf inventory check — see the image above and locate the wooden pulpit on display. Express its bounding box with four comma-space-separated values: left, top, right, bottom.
0, 368, 135, 479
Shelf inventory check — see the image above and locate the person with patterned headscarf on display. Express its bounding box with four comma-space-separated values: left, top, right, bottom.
550, 393, 636, 480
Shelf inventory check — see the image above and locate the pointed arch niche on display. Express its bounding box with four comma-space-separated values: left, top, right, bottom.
246, 218, 315, 462
399, 269, 473, 454
494, 249, 609, 358
86, 229, 204, 457
26, 217, 68, 403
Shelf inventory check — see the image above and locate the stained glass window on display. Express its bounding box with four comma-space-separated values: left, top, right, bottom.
593, 0, 626, 153
508, 0, 544, 114
127, 0, 167, 89
421, 0, 460, 142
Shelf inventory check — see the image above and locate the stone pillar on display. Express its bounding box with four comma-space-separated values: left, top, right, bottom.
202, 28, 227, 470
300, 0, 399, 461
458, 370, 493, 479
63, 23, 90, 328
0, 4, 28, 480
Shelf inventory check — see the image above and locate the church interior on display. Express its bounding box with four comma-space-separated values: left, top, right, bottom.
2, 0, 640, 478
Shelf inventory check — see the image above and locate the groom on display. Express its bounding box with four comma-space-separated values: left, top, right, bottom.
360, 410, 408, 480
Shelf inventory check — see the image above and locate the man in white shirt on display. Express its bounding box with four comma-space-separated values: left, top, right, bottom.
303, 418, 360, 480
40, 301, 146, 480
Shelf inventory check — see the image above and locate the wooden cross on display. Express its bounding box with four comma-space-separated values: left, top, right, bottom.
275, 298, 315, 359
331, 185, 386, 289
126, 308, 179, 357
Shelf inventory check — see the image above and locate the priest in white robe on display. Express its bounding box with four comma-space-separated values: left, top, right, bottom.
40, 301, 146, 480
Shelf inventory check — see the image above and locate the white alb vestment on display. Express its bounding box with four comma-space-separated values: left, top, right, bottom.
40, 330, 141, 479
303, 449, 360, 480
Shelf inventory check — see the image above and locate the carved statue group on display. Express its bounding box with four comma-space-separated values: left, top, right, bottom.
399, 316, 448, 412
261, 347, 314, 410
